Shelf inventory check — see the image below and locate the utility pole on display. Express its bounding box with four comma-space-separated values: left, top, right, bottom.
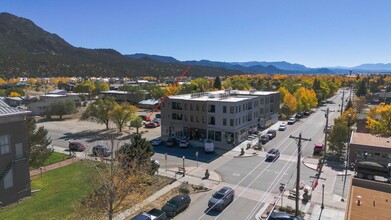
319, 108, 335, 174
340, 90, 345, 115
290, 133, 311, 217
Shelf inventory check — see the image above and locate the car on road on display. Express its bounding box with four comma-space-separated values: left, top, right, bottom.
92, 145, 112, 157
266, 148, 280, 161
68, 142, 86, 151
131, 208, 167, 220
155, 113, 161, 118
204, 139, 215, 153
260, 134, 269, 144
208, 187, 235, 211
166, 137, 177, 147
304, 111, 311, 116
151, 138, 162, 146
145, 122, 158, 128
323, 125, 332, 133
287, 117, 296, 125
162, 195, 191, 217
278, 123, 287, 131
267, 129, 277, 139
139, 115, 150, 122
295, 113, 303, 119
268, 212, 304, 220
313, 144, 324, 154
179, 137, 190, 148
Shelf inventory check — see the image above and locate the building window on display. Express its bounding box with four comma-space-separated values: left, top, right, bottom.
223, 106, 227, 113
184, 103, 188, 110
215, 131, 222, 141
4, 168, 13, 189
248, 102, 252, 109
270, 106, 273, 112
202, 116, 206, 123
230, 119, 234, 126
172, 113, 183, 120
223, 118, 227, 126
0, 135, 10, 155
208, 105, 216, 113
196, 104, 200, 111
172, 102, 183, 110
196, 116, 199, 122
271, 96, 274, 103
260, 98, 264, 104
230, 106, 234, 114
15, 143, 24, 159
190, 115, 194, 122
184, 114, 188, 121
190, 104, 193, 110
208, 130, 215, 140
208, 117, 215, 125
202, 104, 206, 111
260, 108, 264, 114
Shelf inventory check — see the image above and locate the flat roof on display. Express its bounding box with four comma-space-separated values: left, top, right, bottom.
169, 90, 278, 102
350, 132, 391, 149
345, 178, 391, 220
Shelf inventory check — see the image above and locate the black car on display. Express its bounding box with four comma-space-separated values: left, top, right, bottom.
266, 148, 280, 161
304, 111, 311, 116
208, 187, 235, 211
260, 134, 269, 144
155, 113, 161, 118
162, 195, 191, 217
92, 145, 112, 157
295, 113, 303, 119
266, 129, 277, 139
166, 137, 177, 147
268, 212, 304, 220
139, 115, 150, 121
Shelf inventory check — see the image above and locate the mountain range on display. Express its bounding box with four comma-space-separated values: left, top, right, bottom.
0, 12, 389, 79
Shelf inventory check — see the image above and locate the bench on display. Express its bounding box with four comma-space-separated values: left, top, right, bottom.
178, 167, 186, 174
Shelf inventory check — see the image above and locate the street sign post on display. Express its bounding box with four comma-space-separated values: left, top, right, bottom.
165, 153, 167, 172
195, 151, 199, 168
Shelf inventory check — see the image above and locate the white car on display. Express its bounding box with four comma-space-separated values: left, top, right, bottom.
279, 123, 287, 131
287, 117, 296, 125
179, 138, 190, 148
204, 139, 215, 153
151, 138, 162, 146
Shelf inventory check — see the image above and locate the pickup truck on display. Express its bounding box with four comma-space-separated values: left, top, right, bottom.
131, 208, 167, 220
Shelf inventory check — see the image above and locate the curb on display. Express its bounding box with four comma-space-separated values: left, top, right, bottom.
234, 152, 259, 158
301, 157, 319, 171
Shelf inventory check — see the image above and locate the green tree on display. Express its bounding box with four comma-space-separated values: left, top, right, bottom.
73, 81, 95, 99
48, 100, 77, 119
92, 81, 109, 96
118, 85, 146, 104
118, 134, 154, 169
130, 117, 143, 134
26, 116, 53, 169
80, 97, 117, 130
213, 76, 222, 90
109, 103, 137, 132
150, 87, 167, 100
356, 80, 367, 97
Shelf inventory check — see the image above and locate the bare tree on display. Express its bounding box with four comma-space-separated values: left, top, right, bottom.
353, 96, 366, 113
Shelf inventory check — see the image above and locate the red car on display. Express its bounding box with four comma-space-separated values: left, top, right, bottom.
313, 144, 324, 154
69, 142, 86, 151
145, 122, 158, 128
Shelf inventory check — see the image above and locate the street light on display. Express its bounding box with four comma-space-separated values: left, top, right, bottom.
341, 113, 352, 202
321, 183, 325, 209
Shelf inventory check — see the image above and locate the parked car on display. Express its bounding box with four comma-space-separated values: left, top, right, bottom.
266, 148, 280, 161
313, 144, 324, 154
260, 134, 269, 144
162, 195, 191, 217
68, 142, 86, 151
295, 113, 303, 119
139, 115, 150, 122
267, 129, 277, 139
287, 117, 296, 125
145, 122, 158, 128
92, 145, 112, 157
304, 111, 311, 116
131, 208, 167, 220
152, 118, 161, 126
268, 212, 304, 220
204, 139, 215, 153
166, 137, 177, 147
208, 187, 235, 211
155, 113, 161, 118
279, 123, 287, 131
151, 138, 162, 146
179, 138, 190, 148
323, 125, 332, 133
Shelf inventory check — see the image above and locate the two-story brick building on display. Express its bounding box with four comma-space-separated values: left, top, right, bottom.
0, 100, 31, 206
160, 90, 280, 147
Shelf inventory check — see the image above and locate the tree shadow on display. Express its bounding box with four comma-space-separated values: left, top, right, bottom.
60, 129, 122, 143
325, 159, 345, 171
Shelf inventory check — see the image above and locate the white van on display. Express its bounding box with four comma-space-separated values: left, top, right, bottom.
204, 139, 214, 153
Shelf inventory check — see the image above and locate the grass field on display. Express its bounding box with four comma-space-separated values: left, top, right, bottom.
42, 152, 72, 167
0, 162, 94, 220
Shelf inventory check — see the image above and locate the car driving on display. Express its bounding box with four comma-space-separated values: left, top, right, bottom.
266, 148, 280, 161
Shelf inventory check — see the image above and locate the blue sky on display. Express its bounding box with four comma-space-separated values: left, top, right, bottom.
1, 0, 391, 67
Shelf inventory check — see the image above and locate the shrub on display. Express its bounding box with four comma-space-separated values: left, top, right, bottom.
179, 182, 190, 194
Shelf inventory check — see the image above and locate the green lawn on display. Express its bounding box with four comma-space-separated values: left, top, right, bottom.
0, 162, 95, 220
42, 152, 72, 167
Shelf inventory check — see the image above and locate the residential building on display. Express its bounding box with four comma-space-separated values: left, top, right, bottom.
27, 94, 81, 116
349, 132, 391, 167
136, 99, 159, 109
0, 100, 31, 206
345, 178, 391, 220
161, 90, 280, 147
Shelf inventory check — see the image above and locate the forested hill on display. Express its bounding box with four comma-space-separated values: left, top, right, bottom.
0, 12, 242, 78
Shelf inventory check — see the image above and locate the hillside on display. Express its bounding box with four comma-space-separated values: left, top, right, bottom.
0, 13, 242, 78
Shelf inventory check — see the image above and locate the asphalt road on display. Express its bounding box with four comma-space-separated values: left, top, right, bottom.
173, 89, 351, 220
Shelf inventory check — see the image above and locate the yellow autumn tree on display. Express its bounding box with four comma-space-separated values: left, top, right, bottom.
0, 78, 6, 84
282, 93, 297, 117
366, 103, 391, 136
27, 78, 37, 85
278, 87, 289, 103
9, 92, 21, 97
